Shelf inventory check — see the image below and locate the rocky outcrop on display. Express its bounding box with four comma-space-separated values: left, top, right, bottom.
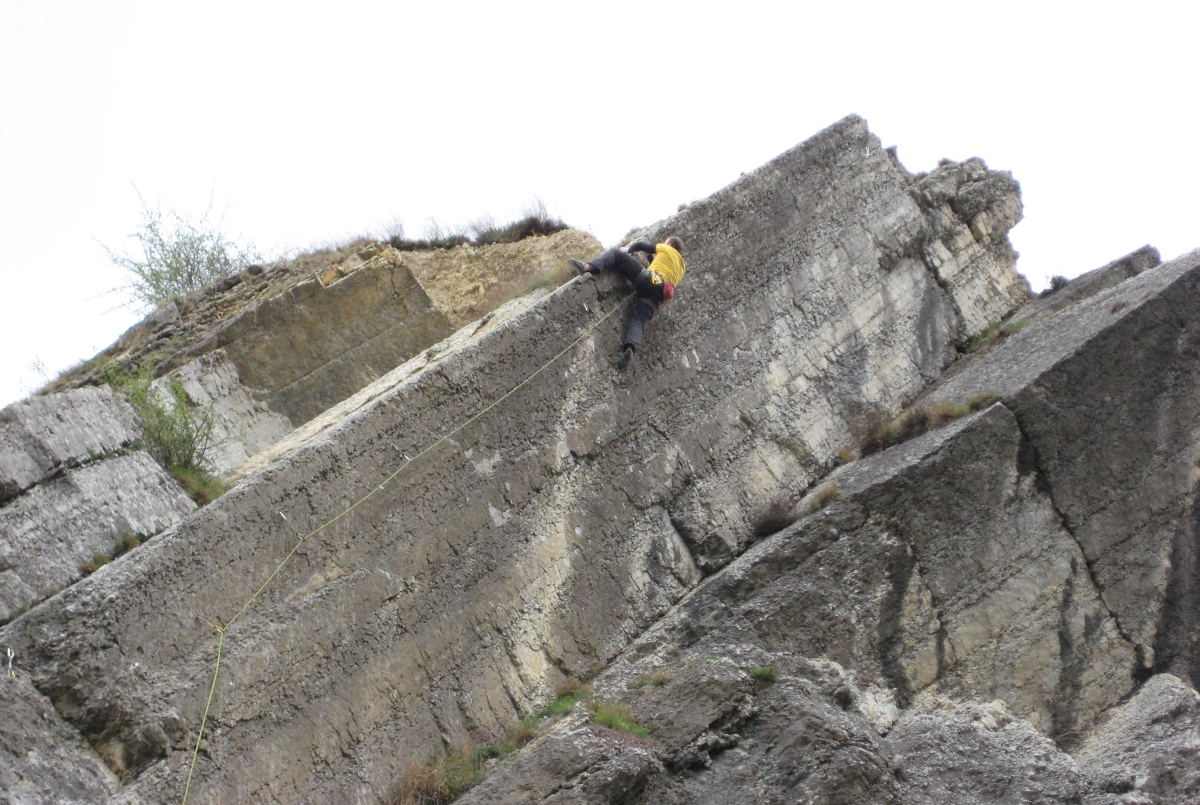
1017, 244, 1161, 325
0, 451, 195, 623
0, 388, 196, 623
462, 246, 1200, 804
1075, 673, 1200, 803
0, 115, 1033, 803
924, 246, 1200, 681
0, 674, 118, 805
130, 230, 602, 477
0, 386, 142, 505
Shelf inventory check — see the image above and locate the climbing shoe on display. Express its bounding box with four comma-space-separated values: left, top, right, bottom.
568, 258, 592, 276
616, 345, 635, 370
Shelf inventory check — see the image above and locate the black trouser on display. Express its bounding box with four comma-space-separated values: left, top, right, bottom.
591, 248, 664, 350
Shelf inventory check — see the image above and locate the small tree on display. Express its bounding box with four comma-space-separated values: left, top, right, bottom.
105, 193, 260, 309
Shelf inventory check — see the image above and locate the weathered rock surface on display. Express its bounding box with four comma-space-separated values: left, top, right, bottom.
1075, 673, 1200, 803
1017, 244, 1160, 325
0, 673, 118, 805
0, 115, 1033, 803
456, 710, 663, 805
458, 248, 1200, 804
0, 386, 142, 505
925, 247, 1200, 680
0, 451, 195, 623
141, 230, 601, 476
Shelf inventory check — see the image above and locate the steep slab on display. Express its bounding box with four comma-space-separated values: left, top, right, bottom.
0, 386, 142, 505
0, 451, 195, 623
0, 673, 118, 805
0, 116, 1026, 804
925, 248, 1200, 679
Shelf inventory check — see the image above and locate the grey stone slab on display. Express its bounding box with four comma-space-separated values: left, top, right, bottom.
924, 248, 1200, 676
0, 115, 1028, 804
0, 673, 118, 805
0, 387, 142, 506
0, 451, 195, 623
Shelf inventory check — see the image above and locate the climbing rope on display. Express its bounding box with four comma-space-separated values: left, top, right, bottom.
180, 288, 632, 804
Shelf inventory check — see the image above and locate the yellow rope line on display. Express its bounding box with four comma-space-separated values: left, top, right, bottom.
180, 289, 631, 803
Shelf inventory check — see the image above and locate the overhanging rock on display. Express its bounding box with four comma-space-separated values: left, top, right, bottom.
0, 115, 1029, 804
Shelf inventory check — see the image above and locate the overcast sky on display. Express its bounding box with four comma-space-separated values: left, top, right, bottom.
2, 1, 1196, 406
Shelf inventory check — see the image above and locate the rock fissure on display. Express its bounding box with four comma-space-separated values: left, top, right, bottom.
1010, 412, 1140, 659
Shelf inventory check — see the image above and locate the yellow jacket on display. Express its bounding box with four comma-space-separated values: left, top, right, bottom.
633, 242, 686, 286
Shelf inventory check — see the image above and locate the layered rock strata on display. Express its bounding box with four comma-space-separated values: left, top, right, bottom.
48, 231, 601, 478
0, 115, 1030, 803
463, 248, 1200, 803
0, 388, 195, 623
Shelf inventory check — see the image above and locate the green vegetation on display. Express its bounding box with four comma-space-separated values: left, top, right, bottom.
115, 533, 143, 555
627, 671, 670, 690
390, 678, 614, 804
1046, 275, 1070, 294
805, 484, 841, 515
78, 533, 150, 578
588, 700, 651, 738
749, 665, 779, 683
98, 359, 226, 506
79, 553, 110, 576
169, 466, 229, 505
537, 684, 590, 718
389, 750, 488, 805
962, 318, 1029, 354
104, 193, 260, 309
387, 202, 568, 253
860, 392, 999, 458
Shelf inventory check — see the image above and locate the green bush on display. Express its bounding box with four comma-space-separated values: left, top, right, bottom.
104, 193, 260, 309
79, 554, 110, 576
99, 360, 226, 505
390, 749, 486, 805
387, 202, 567, 253
749, 665, 779, 683
962, 318, 1029, 354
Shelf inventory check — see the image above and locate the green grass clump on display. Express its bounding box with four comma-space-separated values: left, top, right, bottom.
805, 485, 841, 515
98, 358, 227, 506
962, 318, 1028, 354
390, 749, 486, 805
115, 533, 143, 556
537, 679, 592, 718
79, 554, 110, 576
749, 665, 779, 683
170, 466, 229, 506
627, 671, 670, 691
588, 701, 651, 738
860, 392, 998, 458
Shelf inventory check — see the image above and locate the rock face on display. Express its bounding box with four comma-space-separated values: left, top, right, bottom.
0, 386, 142, 505
45, 230, 602, 478
925, 246, 1200, 682
0, 388, 196, 623
460, 248, 1200, 805
0, 115, 1032, 803
0, 451, 195, 623
3, 114, 1197, 805
0, 673, 118, 805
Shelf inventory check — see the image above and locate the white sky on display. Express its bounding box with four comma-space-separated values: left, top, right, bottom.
2, 1, 1196, 406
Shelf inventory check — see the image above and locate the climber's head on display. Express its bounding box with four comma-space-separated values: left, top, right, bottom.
665, 236, 683, 251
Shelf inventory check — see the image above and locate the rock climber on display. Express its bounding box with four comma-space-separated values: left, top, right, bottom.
569, 236, 686, 369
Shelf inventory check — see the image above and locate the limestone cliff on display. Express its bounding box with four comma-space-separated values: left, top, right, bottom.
2, 114, 1197, 805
